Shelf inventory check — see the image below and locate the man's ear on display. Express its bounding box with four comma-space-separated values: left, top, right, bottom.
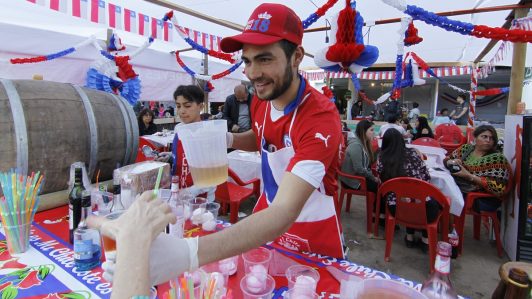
292, 46, 305, 68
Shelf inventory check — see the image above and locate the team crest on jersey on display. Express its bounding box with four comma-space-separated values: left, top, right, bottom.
283, 134, 292, 147
267, 144, 278, 153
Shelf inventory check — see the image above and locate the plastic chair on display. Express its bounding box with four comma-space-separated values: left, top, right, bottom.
375, 177, 450, 271
455, 172, 513, 258
434, 124, 466, 154
215, 168, 260, 224
337, 170, 377, 236
412, 137, 442, 148
136, 137, 162, 163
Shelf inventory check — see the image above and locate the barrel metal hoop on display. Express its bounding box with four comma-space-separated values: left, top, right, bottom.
111, 94, 133, 166
1, 79, 28, 174
72, 85, 98, 178
120, 96, 139, 163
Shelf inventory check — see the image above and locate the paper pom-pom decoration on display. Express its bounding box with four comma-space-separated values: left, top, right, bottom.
404, 21, 423, 46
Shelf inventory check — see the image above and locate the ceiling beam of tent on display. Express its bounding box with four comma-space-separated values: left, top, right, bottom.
304, 3, 532, 33
475, 0, 532, 63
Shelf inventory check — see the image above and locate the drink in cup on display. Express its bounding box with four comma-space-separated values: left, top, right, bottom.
101, 210, 123, 260
175, 120, 229, 187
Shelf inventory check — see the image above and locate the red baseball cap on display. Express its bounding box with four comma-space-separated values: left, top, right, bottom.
220, 3, 303, 53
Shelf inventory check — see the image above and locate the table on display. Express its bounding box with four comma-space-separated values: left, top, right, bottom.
142, 132, 175, 148
227, 150, 261, 189
0, 206, 461, 298
428, 168, 465, 216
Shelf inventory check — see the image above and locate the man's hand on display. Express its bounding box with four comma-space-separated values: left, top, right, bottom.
231, 124, 240, 133
155, 152, 171, 163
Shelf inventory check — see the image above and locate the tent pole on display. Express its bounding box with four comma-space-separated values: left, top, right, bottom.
433, 79, 440, 120
203, 53, 209, 114
507, 7, 529, 115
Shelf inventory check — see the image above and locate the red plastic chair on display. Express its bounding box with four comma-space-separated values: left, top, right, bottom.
337, 170, 377, 237
375, 177, 450, 271
215, 168, 260, 224
136, 137, 163, 163
434, 124, 466, 154
412, 137, 442, 148
455, 172, 513, 258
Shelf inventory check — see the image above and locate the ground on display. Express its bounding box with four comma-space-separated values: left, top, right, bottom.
220, 195, 507, 299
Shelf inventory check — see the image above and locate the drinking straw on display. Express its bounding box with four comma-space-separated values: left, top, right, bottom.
153, 166, 164, 196
96, 169, 101, 188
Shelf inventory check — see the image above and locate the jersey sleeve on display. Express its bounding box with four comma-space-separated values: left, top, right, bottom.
286, 110, 342, 188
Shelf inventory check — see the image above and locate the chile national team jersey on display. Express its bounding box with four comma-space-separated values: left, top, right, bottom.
171, 133, 194, 189
250, 78, 342, 197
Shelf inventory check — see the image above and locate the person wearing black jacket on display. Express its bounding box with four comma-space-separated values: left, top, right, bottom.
137, 108, 157, 136
222, 84, 252, 133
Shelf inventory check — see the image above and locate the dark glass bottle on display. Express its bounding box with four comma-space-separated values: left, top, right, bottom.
492, 268, 530, 299
69, 168, 85, 244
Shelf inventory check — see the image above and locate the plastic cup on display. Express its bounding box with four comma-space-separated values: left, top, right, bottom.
357, 278, 428, 299
172, 269, 206, 299
149, 286, 157, 299
187, 197, 207, 226
285, 265, 320, 291
175, 120, 228, 187
218, 255, 239, 276
168, 200, 186, 238
3, 221, 31, 255
157, 188, 172, 202
240, 273, 275, 299
202, 202, 220, 231
242, 247, 272, 275
101, 210, 124, 260
284, 289, 320, 299
201, 261, 229, 293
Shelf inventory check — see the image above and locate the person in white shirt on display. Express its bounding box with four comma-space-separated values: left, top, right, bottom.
408, 102, 420, 121
432, 108, 452, 126
379, 114, 407, 138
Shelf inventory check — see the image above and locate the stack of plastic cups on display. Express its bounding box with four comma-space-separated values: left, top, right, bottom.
285, 265, 321, 299
240, 248, 275, 298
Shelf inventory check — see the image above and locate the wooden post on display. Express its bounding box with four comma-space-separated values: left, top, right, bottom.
432, 79, 440, 119
203, 53, 209, 113
507, 8, 529, 115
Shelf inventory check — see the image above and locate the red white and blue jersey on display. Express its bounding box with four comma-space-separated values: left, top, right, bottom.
171, 133, 194, 189
251, 78, 342, 198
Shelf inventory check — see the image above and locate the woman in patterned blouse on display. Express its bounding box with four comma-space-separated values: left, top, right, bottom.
377, 128, 441, 252
445, 125, 511, 213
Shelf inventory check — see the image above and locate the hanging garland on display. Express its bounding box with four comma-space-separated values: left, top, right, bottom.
7, 36, 95, 64
409, 52, 468, 94
302, 0, 339, 29
474, 87, 509, 96
382, 0, 532, 43
174, 52, 243, 81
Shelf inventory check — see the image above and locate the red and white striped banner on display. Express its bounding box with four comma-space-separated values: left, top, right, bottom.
301, 66, 472, 82
468, 66, 478, 133
26, 0, 223, 49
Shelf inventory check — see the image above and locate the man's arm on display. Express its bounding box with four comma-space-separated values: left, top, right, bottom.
222, 97, 234, 130
197, 172, 314, 265
231, 129, 259, 152
455, 106, 468, 119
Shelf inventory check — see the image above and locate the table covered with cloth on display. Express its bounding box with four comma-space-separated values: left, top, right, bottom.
0, 206, 466, 298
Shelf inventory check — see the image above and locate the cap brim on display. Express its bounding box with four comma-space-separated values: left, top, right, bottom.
220, 32, 283, 53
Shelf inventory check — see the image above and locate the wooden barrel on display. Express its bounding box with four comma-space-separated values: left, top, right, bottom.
0, 79, 138, 195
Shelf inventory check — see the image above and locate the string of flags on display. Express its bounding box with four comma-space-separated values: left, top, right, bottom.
25, 0, 224, 51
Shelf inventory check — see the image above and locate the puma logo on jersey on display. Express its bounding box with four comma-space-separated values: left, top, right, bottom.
255, 121, 263, 134
315, 132, 331, 147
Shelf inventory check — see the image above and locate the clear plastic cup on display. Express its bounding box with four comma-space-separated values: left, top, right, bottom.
218, 255, 239, 276
202, 202, 220, 231
101, 210, 124, 260
242, 247, 272, 275
175, 120, 228, 187
169, 200, 186, 238
3, 221, 31, 255
285, 265, 320, 291
187, 197, 207, 226
201, 262, 229, 293
284, 289, 320, 299
240, 273, 275, 299
157, 188, 172, 202
357, 278, 428, 299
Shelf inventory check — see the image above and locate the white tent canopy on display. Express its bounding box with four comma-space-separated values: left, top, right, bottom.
0, 0, 246, 102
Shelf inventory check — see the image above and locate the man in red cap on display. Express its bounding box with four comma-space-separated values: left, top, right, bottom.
211, 2, 344, 259
94, 4, 344, 289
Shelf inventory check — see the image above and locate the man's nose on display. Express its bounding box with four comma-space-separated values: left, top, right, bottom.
245, 64, 261, 81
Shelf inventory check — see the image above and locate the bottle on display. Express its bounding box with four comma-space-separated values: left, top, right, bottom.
73, 190, 102, 271
492, 267, 530, 299
448, 225, 459, 259
421, 241, 459, 299
69, 167, 85, 244
167, 176, 182, 236
112, 167, 124, 212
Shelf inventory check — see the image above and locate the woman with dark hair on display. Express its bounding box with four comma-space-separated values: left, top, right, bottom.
399, 118, 414, 138
413, 116, 434, 140
137, 108, 157, 136
340, 120, 379, 193
377, 128, 440, 252
445, 125, 511, 212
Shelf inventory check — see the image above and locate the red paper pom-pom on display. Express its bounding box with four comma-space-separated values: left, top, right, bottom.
404, 21, 423, 46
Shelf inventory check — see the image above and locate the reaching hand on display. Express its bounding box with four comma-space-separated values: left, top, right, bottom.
155, 152, 172, 163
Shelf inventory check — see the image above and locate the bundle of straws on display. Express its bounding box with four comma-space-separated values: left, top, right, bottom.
165, 272, 233, 299
0, 169, 44, 253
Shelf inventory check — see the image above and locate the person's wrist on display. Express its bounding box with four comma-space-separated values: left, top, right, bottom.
469, 174, 476, 182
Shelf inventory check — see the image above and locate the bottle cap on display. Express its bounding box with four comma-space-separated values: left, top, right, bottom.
508, 268, 530, 288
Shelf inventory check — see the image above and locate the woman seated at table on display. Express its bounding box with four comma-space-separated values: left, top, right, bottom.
156, 85, 215, 201
413, 116, 434, 140
444, 125, 511, 213
377, 128, 441, 252
399, 118, 414, 138
138, 108, 157, 136
340, 119, 379, 193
